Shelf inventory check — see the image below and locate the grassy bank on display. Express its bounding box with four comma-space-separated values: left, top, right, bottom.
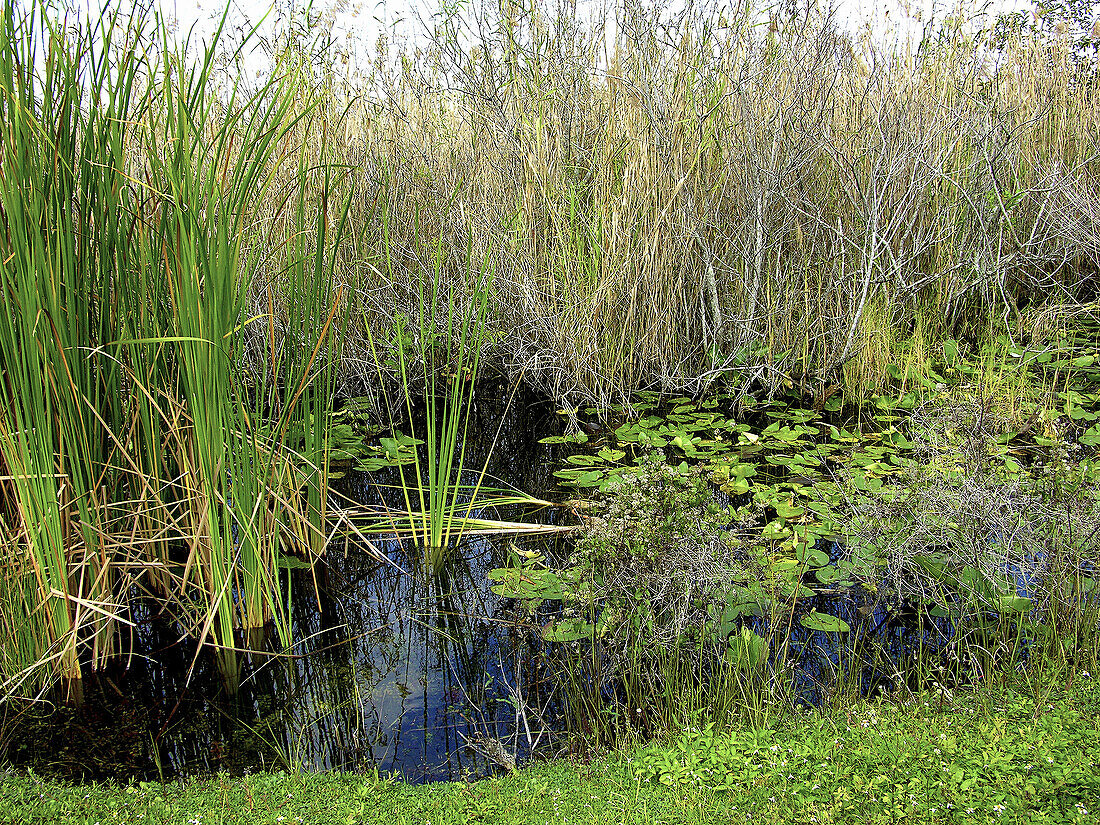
1, 675, 1098, 824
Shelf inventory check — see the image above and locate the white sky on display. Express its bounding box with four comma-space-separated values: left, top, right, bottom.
108, 0, 1033, 54
62, 0, 1034, 83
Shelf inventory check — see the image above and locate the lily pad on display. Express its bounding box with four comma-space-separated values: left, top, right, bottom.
539, 432, 589, 445
799, 611, 850, 633
276, 554, 312, 571
541, 617, 594, 642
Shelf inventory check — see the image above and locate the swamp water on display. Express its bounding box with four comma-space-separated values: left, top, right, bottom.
3, 388, 1048, 782
6, 532, 567, 782
5, 390, 573, 783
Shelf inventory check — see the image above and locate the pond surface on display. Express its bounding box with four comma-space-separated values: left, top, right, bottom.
4, 385, 1052, 782
6, 387, 573, 783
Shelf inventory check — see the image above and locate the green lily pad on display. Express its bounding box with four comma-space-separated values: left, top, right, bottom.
539, 433, 589, 445
541, 617, 594, 642
276, 554, 312, 571
814, 565, 852, 586
795, 544, 829, 568
800, 611, 850, 633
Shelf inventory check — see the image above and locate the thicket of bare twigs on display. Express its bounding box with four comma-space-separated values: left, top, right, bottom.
255, 0, 1100, 411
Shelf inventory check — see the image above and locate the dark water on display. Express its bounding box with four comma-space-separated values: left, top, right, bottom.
3, 387, 1038, 782
4, 386, 575, 783
753, 538, 1044, 708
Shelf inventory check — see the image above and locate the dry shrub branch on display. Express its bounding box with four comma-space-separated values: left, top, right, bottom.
276, 0, 1100, 410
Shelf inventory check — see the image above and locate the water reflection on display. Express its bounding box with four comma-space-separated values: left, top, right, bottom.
6, 387, 569, 783
200, 531, 559, 780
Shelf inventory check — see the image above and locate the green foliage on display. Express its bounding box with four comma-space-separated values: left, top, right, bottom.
517, 306, 1100, 737
351, 241, 568, 573
0, 0, 352, 697
635, 681, 1100, 822
4, 679, 1100, 824
575, 450, 726, 569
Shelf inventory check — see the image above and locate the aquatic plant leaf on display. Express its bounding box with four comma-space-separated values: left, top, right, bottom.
330, 423, 357, 441
795, 544, 829, 568
882, 428, 914, 448
354, 456, 400, 472
782, 581, 815, 599
489, 567, 564, 601
911, 554, 947, 581
765, 454, 798, 467
614, 424, 643, 443
998, 595, 1032, 613
775, 501, 805, 519
726, 626, 768, 671
814, 565, 852, 586
721, 599, 763, 626
1080, 426, 1100, 446
724, 478, 751, 495
851, 472, 883, 491
539, 433, 589, 445
761, 520, 790, 540
541, 617, 594, 642
800, 611, 850, 633
553, 468, 606, 487
597, 471, 627, 491
565, 454, 600, 466
378, 437, 409, 458
732, 463, 758, 478
276, 554, 312, 571
391, 431, 424, 447
671, 433, 702, 452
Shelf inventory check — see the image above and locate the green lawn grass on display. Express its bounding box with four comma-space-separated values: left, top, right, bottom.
3, 675, 1098, 825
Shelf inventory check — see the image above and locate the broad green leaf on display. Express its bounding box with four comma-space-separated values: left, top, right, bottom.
800, 611, 850, 633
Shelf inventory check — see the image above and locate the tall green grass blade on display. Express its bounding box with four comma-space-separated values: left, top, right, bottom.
0, 0, 354, 699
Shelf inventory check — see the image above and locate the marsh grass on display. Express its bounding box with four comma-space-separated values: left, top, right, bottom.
313, 0, 1100, 411
0, 1, 354, 698
355, 234, 571, 574
390, 246, 496, 567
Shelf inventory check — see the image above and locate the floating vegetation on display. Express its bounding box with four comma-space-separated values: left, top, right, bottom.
502, 326, 1100, 734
